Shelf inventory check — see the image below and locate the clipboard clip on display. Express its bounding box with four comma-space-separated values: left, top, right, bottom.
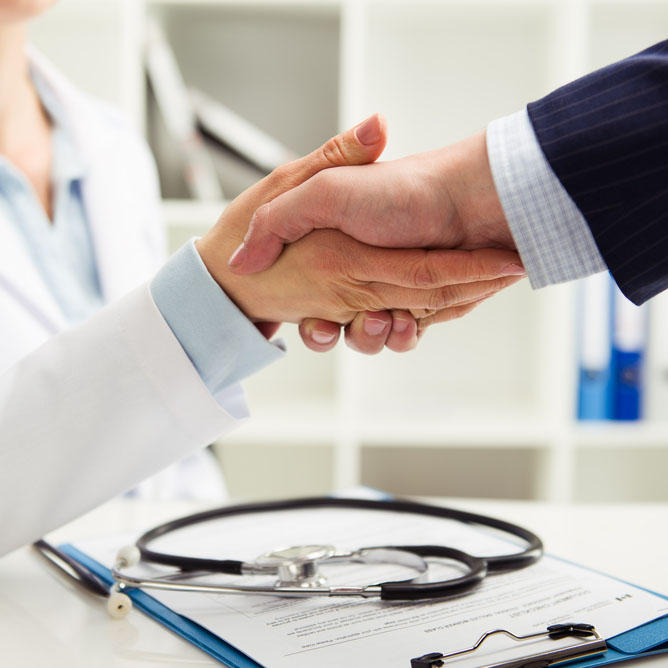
410, 622, 607, 668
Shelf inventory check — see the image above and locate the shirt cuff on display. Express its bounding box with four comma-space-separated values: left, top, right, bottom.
150, 239, 285, 401
486, 108, 607, 288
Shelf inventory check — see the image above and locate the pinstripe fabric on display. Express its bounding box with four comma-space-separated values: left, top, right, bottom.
487, 109, 606, 289
528, 40, 668, 305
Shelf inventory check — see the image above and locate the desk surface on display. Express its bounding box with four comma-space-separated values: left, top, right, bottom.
2, 497, 668, 668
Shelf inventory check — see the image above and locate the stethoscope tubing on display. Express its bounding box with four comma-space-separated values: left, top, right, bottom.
134, 496, 543, 601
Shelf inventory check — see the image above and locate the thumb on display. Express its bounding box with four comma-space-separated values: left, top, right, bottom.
228, 113, 387, 274
301, 112, 387, 175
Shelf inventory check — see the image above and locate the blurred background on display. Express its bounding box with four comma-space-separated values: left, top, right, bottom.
29, 0, 668, 504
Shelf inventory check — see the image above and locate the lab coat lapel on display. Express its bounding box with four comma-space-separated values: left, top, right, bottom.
28, 48, 159, 304
80, 152, 157, 303
0, 210, 68, 334
0, 50, 90, 335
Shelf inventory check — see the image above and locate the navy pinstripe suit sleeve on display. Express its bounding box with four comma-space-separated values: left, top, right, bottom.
527, 39, 668, 305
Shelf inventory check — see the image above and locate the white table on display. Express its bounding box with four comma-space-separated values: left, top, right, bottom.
2, 498, 668, 667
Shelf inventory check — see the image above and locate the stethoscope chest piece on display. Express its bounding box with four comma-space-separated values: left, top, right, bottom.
252, 544, 336, 587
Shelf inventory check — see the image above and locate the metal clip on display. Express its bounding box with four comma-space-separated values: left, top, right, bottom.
410, 622, 606, 668
411, 652, 446, 668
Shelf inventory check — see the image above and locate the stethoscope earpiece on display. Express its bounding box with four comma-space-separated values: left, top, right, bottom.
106, 545, 141, 619
116, 545, 141, 569
107, 585, 132, 619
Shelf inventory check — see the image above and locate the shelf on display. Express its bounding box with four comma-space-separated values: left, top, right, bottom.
218, 415, 668, 450
358, 417, 549, 448
218, 416, 551, 448
148, 0, 339, 9
573, 422, 668, 448
149, 0, 340, 168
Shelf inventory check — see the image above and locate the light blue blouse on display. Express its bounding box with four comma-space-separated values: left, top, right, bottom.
0, 73, 103, 325
3, 69, 282, 401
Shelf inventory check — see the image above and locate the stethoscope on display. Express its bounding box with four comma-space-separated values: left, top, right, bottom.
35, 497, 543, 619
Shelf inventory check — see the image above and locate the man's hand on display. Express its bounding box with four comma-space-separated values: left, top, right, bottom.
196, 121, 525, 337
223, 128, 522, 353
227, 130, 516, 275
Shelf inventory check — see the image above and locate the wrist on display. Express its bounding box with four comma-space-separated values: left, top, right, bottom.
196, 216, 329, 326
445, 130, 515, 250
196, 215, 264, 324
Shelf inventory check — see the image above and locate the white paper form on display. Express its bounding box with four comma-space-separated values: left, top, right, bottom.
76, 506, 668, 668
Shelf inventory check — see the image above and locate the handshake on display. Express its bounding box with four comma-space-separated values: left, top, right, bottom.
196, 114, 526, 355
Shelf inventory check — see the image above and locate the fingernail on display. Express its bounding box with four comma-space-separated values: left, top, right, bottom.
392, 317, 409, 333
501, 263, 526, 276
311, 330, 336, 345
354, 115, 381, 146
364, 317, 389, 336
228, 243, 247, 267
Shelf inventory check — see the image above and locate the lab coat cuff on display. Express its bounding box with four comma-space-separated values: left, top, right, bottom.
150, 239, 285, 402
115, 283, 247, 436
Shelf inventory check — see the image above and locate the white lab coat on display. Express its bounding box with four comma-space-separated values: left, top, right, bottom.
0, 51, 244, 556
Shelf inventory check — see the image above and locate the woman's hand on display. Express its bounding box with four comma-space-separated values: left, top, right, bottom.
200, 224, 523, 335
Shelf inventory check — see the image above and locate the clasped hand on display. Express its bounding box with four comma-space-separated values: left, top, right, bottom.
197, 115, 524, 354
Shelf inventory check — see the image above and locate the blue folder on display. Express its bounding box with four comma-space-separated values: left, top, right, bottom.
610, 284, 647, 421
63, 545, 261, 668
61, 544, 668, 668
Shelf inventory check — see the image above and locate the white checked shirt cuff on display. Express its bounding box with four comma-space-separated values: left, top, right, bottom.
486, 108, 607, 288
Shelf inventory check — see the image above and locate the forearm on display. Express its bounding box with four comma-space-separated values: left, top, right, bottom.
527, 39, 668, 304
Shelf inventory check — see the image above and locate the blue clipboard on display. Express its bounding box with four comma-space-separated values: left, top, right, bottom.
62, 544, 668, 668
62, 544, 261, 668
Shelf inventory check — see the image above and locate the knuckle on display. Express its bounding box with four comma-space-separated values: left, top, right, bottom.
250, 202, 271, 230
408, 254, 439, 287
347, 286, 384, 313
326, 281, 369, 317
427, 285, 459, 310
409, 307, 436, 319
321, 136, 348, 167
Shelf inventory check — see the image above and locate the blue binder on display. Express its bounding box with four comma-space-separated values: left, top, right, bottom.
61, 544, 668, 668
610, 285, 648, 421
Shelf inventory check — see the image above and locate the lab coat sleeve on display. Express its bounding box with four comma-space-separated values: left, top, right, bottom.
150, 239, 285, 402
0, 284, 243, 557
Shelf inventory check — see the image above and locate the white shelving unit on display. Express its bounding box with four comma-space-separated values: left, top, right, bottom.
29, 0, 668, 503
